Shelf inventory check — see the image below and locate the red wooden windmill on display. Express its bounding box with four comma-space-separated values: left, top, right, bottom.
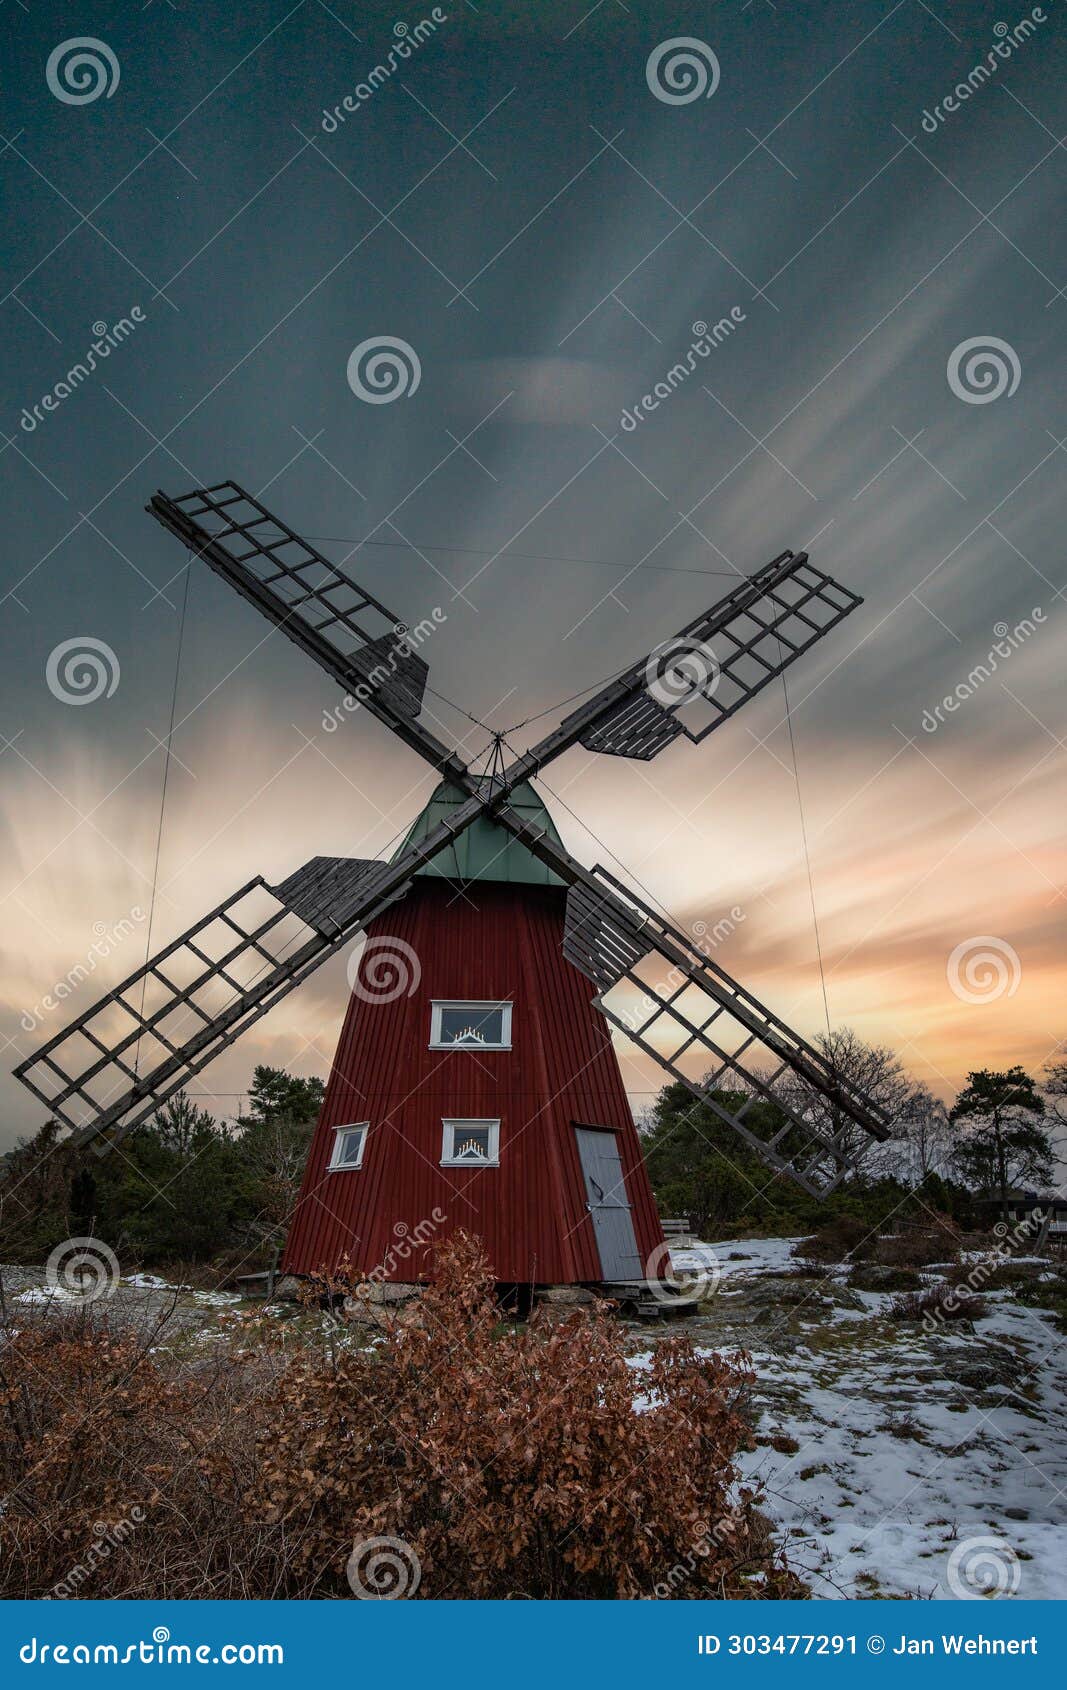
16, 483, 890, 1294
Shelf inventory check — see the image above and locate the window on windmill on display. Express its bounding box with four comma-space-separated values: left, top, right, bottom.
430, 1001, 512, 1050
328, 1122, 368, 1171
441, 1119, 500, 1166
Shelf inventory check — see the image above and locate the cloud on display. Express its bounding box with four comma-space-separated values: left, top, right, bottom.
450, 357, 627, 424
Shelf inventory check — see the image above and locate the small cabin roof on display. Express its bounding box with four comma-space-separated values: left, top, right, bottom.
392, 780, 565, 885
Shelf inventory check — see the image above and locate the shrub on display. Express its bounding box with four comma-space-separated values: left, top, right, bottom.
1016, 1279, 1067, 1333
245, 1233, 806, 1599
848, 1264, 922, 1293
795, 1216, 875, 1264
0, 1238, 806, 1601
887, 1285, 986, 1324
0, 1307, 285, 1599
982, 1261, 1044, 1290
874, 1215, 960, 1269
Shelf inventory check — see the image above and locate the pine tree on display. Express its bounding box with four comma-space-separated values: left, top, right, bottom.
949, 1067, 1053, 1222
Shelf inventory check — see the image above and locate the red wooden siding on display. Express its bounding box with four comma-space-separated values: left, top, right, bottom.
282, 880, 664, 1282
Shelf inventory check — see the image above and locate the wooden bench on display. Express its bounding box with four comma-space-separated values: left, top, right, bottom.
660, 1217, 695, 1248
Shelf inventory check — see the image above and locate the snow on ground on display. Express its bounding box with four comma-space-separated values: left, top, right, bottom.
3, 1265, 246, 1339
631, 1237, 1067, 1601
670, 1236, 800, 1285
14, 1285, 83, 1305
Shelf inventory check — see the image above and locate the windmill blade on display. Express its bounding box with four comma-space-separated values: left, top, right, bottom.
541, 551, 862, 763
148, 482, 467, 782
14, 770, 496, 1149
489, 800, 889, 1196
13, 856, 401, 1149
564, 869, 890, 1195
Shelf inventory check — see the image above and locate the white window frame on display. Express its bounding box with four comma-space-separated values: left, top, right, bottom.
440, 1118, 501, 1168
429, 1000, 512, 1051
327, 1121, 369, 1171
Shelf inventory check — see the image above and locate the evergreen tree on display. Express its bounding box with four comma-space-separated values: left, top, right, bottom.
241, 1067, 324, 1129
233, 1066, 325, 1258
639, 1079, 816, 1234
949, 1067, 1054, 1222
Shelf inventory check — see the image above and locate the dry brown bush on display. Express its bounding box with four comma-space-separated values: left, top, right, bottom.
874, 1215, 961, 1269
888, 1284, 985, 1324
0, 1303, 289, 1599
796, 1216, 876, 1263
244, 1233, 805, 1598
0, 1236, 805, 1600
799, 1213, 961, 1269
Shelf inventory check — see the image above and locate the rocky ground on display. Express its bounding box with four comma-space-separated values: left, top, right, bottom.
629, 1238, 1067, 1600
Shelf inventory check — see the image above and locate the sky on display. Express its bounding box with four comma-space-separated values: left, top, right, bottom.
1, 0, 1065, 1149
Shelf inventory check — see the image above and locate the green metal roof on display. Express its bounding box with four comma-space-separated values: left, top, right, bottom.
392, 780, 565, 885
